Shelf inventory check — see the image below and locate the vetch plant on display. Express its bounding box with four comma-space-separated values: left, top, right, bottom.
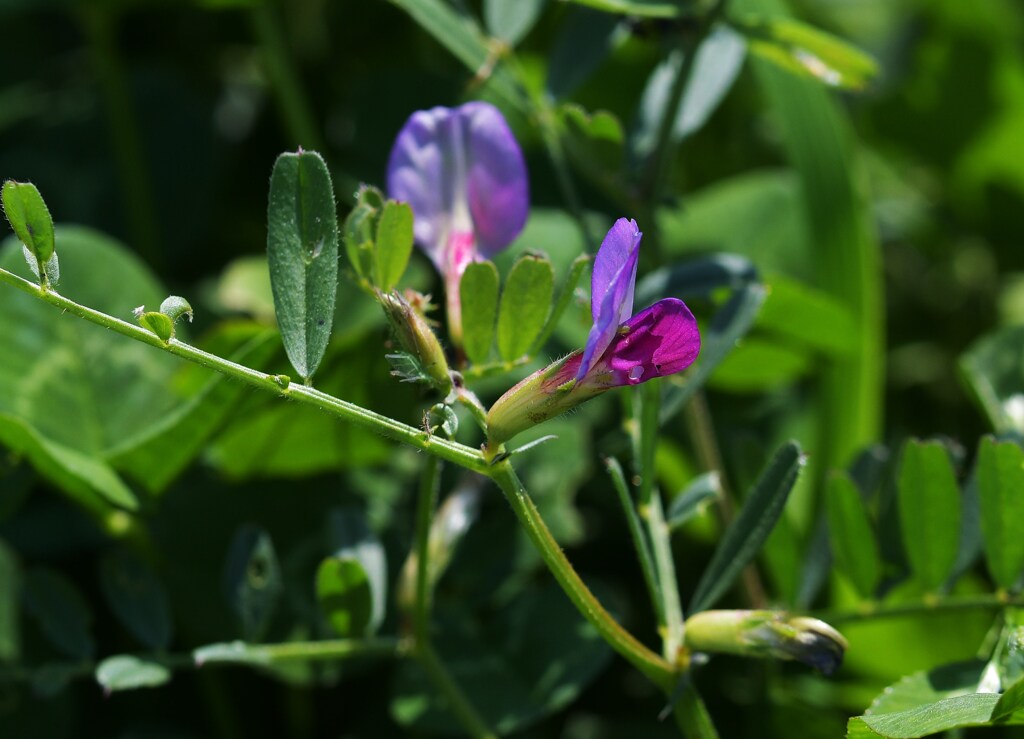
387, 102, 529, 349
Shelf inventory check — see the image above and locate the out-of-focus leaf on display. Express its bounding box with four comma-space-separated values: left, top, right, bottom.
95, 655, 171, 693
316, 556, 373, 638
0, 539, 19, 662
213, 255, 276, 322
561, 0, 681, 18
847, 694, 1002, 738
826, 471, 880, 598
21, 568, 94, 660
976, 436, 1024, 590
497, 254, 553, 361
897, 440, 961, 593
708, 338, 813, 392
98, 549, 173, 651
735, 15, 877, 91
266, 149, 339, 383
864, 660, 986, 716
460, 261, 500, 364
559, 105, 625, 191
391, 584, 612, 734
959, 326, 1024, 435
222, 525, 282, 642
759, 275, 858, 357
325, 508, 387, 635
547, 7, 622, 99
632, 26, 746, 158
484, 0, 546, 45
667, 471, 721, 530
374, 200, 414, 292
689, 441, 805, 612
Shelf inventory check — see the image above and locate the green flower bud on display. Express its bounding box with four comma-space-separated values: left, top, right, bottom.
379, 290, 452, 396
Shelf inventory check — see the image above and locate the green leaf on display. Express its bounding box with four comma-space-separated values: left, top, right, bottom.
546, 8, 621, 99
558, 105, 625, 190
759, 275, 859, 357
847, 694, 1002, 738
267, 149, 340, 382
960, 326, 1024, 435
708, 338, 813, 392
21, 568, 94, 659
391, 583, 612, 734
316, 556, 373, 637
0, 228, 186, 511
158, 295, 193, 324
561, 0, 680, 18
460, 261, 500, 364
2, 180, 54, 263
529, 253, 590, 357
497, 254, 554, 361
222, 525, 282, 642
484, 0, 546, 45
994, 675, 1024, 721
689, 441, 805, 613
976, 437, 1024, 590
137, 311, 174, 342
865, 660, 987, 716
342, 190, 380, 281
736, 15, 877, 91
95, 655, 171, 693
826, 471, 880, 598
98, 550, 173, 651
374, 201, 414, 291
325, 508, 387, 635
0, 539, 19, 662
897, 440, 962, 592
632, 27, 746, 157
667, 472, 721, 530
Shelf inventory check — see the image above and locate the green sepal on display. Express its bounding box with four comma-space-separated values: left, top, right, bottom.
137, 311, 174, 342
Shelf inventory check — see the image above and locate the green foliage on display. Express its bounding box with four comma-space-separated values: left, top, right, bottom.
222, 525, 283, 642
374, 201, 414, 292
976, 436, 1024, 590
826, 472, 881, 598
496, 253, 554, 362
316, 556, 373, 638
266, 149, 339, 383
98, 549, 173, 650
459, 261, 500, 364
21, 568, 94, 660
1, 180, 54, 264
94, 655, 171, 693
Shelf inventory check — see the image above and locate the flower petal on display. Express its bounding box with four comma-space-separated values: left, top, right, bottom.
463, 102, 530, 258
603, 298, 700, 385
576, 218, 641, 380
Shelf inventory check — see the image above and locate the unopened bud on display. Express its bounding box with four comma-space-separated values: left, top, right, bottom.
379, 290, 452, 395
684, 610, 847, 676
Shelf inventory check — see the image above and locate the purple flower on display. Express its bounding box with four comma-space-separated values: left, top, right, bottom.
387, 102, 529, 345
485, 218, 701, 447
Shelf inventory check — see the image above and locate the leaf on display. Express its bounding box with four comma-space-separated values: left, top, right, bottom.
546, 7, 622, 99
374, 200, 414, 291
864, 660, 987, 716
2, 179, 54, 263
316, 556, 373, 637
95, 655, 171, 693
484, 0, 546, 45
561, 0, 680, 18
0, 539, 19, 662
266, 149, 340, 382
559, 105, 625, 195
98, 549, 173, 651
137, 311, 174, 342
632, 26, 746, 158
325, 508, 387, 635
0, 229, 186, 510
667, 471, 721, 529
689, 441, 804, 613
758, 275, 859, 358
708, 338, 813, 392
222, 525, 282, 642
497, 254, 553, 361
993, 675, 1024, 721
460, 261, 500, 364
897, 440, 961, 592
391, 583, 612, 734
975, 436, 1024, 590
960, 326, 1024, 435
736, 15, 877, 91
826, 471, 880, 598
847, 694, 1001, 738
21, 567, 94, 660
529, 253, 590, 356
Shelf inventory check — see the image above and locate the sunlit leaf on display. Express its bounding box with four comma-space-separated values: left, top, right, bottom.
497, 254, 553, 361
460, 261, 500, 364
975, 436, 1024, 590
316, 556, 373, 637
95, 655, 171, 693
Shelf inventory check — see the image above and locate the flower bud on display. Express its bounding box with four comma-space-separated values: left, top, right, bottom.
684, 610, 847, 676
379, 290, 452, 396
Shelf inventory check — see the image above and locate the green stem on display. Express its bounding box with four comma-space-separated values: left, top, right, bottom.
417, 642, 496, 739
605, 457, 664, 627
818, 594, 1024, 625
672, 680, 721, 739
413, 456, 441, 644
647, 492, 685, 663
488, 460, 676, 690
0, 267, 488, 473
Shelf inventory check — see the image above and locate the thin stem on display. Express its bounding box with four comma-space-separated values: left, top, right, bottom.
818, 593, 1024, 625
672, 680, 721, 739
647, 492, 685, 663
488, 460, 676, 690
413, 456, 441, 644
605, 457, 664, 627
417, 642, 496, 739
0, 267, 488, 473
684, 391, 767, 608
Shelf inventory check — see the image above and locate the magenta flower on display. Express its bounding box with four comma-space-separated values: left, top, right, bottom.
486, 218, 701, 447
387, 102, 529, 345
